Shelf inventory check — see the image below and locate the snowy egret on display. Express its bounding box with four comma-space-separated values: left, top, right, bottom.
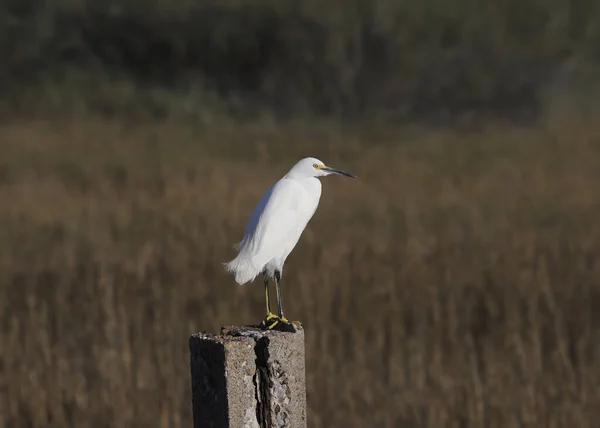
224, 157, 357, 330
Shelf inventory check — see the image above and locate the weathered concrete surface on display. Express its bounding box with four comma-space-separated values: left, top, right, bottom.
190, 322, 306, 428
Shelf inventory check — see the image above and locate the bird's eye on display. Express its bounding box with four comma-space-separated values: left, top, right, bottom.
313, 163, 319, 169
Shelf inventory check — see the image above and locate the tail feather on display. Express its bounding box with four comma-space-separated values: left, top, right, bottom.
223, 253, 260, 285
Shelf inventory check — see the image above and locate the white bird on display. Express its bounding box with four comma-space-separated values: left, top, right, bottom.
224, 157, 357, 330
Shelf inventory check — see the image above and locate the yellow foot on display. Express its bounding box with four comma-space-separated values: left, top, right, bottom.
271, 317, 296, 333
267, 320, 281, 330
259, 313, 295, 331
259, 316, 295, 332
259, 312, 280, 330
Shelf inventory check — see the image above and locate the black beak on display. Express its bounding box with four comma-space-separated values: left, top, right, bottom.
322, 166, 357, 178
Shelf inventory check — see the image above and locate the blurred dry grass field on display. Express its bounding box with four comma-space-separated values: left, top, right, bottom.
1, 115, 600, 427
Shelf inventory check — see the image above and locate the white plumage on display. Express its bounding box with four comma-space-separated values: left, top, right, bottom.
223, 157, 356, 328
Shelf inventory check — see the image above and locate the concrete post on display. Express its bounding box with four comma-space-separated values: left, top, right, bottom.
189, 322, 306, 428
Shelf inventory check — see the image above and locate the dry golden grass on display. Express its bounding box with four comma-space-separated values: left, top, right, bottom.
1, 115, 600, 427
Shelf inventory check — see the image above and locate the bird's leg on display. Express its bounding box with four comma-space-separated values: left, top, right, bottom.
264, 275, 271, 314
274, 270, 288, 323
260, 274, 279, 329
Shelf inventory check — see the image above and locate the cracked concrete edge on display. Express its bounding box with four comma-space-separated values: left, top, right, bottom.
190, 323, 306, 428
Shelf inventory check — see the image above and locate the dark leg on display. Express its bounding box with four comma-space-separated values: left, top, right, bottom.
275, 270, 288, 322
264, 274, 271, 314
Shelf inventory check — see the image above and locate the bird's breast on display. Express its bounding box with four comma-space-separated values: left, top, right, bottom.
298, 178, 322, 213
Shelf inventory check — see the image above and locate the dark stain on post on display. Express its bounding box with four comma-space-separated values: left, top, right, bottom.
254, 336, 272, 428
190, 337, 229, 428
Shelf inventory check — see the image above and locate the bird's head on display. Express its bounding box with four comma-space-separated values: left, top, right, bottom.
287, 157, 357, 179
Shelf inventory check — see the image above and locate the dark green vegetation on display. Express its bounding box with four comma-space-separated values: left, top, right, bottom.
2, 0, 600, 120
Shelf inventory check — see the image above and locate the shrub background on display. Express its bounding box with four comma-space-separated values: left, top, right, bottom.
3, 0, 600, 120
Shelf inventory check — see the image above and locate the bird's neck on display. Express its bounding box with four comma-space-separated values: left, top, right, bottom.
283, 173, 316, 180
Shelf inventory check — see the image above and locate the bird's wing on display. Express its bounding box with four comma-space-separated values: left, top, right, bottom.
241, 178, 304, 269
235, 183, 276, 250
